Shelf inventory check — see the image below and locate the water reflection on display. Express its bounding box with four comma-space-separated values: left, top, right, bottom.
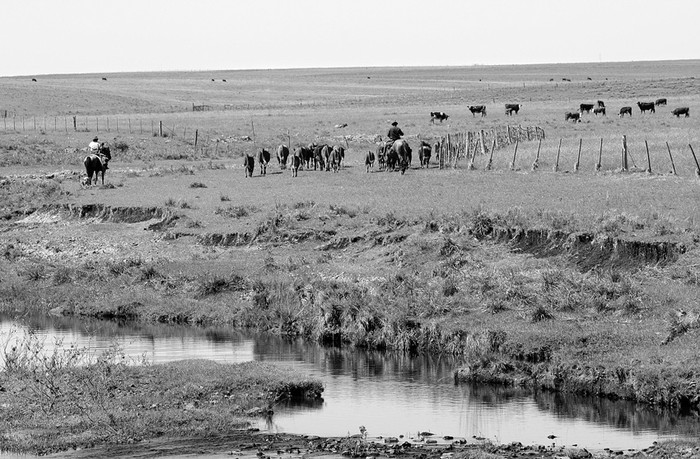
1, 314, 698, 450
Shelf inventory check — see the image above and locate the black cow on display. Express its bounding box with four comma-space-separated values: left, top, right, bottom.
637, 101, 655, 114
655, 98, 667, 106
430, 111, 449, 123
505, 104, 521, 115
619, 106, 632, 117
243, 153, 255, 177
562, 78, 571, 82
257, 148, 270, 175
313, 144, 326, 171
83, 154, 109, 185
102, 77, 107, 81
276, 145, 289, 169
597, 100, 605, 108
579, 103, 595, 113
565, 112, 581, 122
593, 107, 606, 116
365, 150, 375, 173
291, 148, 303, 177
672, 107, 690, 117
468, 105, 487, 117
299, 146, 313, 169
332, 145, 345, 168
418, 141, 432, 168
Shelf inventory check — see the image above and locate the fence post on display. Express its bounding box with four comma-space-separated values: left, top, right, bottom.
688, 144, 700, 177
531, 137, 542, 171
194, 129, 199, 150
509, 138, 519, 171
665, 142, 677, 175
96, 117, 99, 132
621, 135, 628, 171
595, 138, 603, 171
574, 138, 582, 171
644, 140, 652, 174
159, 121, 163, 137
553, 138, 562, 172
128, 118, 131, 134
107, 118, 110, 132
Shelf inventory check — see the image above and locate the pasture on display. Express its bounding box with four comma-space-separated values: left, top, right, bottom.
2, 60, 700, 440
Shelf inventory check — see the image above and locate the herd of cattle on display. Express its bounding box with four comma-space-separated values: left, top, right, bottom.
242, 139, 435, 178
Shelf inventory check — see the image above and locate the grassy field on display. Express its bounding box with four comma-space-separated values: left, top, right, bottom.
2, 61, 700, 454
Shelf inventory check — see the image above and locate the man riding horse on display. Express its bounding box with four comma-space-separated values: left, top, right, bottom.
385, 121, 403, 154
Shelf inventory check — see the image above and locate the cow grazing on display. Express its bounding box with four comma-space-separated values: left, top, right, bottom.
328, 147, 341, 173
562, 78, 571, 82
243, 153, 255, 177
418, 141, 432, 168
655, 98, 667, 106
257, 149, 270, 175
290, 151, 301, 177
313, 144, 326, 171
579, 103, 595, 114
276, 145, 289, 169
672, 107, 690, 117
619, 106, 632, 117
332, 145, 345, 168
222, 79, 227, 82
299, 146, 314, 169
31, 78, 37, 82
365, 150, 375, 172
505, 104, 521, 115
102, 77, 107, 81
468, 105, 487, 117
637, 101, 655, 114
565, 112, 581, 122
430, 111, 449, 123
83, 154, 109, 185
593, 107, 606, 116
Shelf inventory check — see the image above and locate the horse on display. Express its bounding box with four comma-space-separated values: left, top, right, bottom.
386, 139, 411, 175
257, 148, 270, 175
375, 143, 386, 171
329, 147, 341, 173
313, 145, 326, 171
332, 145, 345, 169
365, 150, 375, 173
83, 154, 109, 185
418, 141, 432, 168
290, 152, 301, 177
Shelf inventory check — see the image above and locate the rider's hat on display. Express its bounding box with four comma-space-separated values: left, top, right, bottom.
391, 121, 398, 126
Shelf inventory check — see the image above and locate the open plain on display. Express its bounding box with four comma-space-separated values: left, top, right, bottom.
2, 60, 700, 457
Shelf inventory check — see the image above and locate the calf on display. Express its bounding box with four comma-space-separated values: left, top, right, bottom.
505, 103, 521, 115
619, 106, 632, 117
365, 150, 375, 172
672, 107, 690, 117
637, 101, 655, 114
655, 98, 667, 106
468, 105, 487, 117
290, 154, 301, 177
565, 112, 581, 122
243, 153, 255, 178
579, 103, 595, 113
593, 107, 606, 116
430, 111, 449, 123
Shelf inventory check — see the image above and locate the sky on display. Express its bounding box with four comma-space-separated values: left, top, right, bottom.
2, 0, 699, 77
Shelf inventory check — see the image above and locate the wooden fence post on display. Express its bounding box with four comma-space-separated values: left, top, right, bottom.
158, 121, 163, 137
621, 135, 628, 171
96, 117, 99, 132
531, 138, 542, 171
666, 142, 677, 175
595, 138, 603, 171
509, 138, 519, 171
194, 129, 199, 151
553, 138, 562, 172
644, 140, 652, 174
688, 144, 700, 177
574, 138, 582, 172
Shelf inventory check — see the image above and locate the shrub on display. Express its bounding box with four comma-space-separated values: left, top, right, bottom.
189, 182, 207, 189
113, 141, 129, 152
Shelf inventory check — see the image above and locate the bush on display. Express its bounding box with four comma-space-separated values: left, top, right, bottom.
189, 182, 207, 188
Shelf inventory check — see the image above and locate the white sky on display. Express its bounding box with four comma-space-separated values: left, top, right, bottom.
2, 0, 699, 77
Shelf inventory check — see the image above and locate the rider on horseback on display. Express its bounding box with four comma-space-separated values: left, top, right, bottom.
88, 137, 110, 170
383, 121, 404, 157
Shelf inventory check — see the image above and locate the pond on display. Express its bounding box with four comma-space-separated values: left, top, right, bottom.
1, 313, 697, 454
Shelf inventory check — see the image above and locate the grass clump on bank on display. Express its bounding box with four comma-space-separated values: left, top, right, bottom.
0, 330, 323, 455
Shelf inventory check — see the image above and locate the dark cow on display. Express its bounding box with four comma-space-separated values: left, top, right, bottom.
468, 105, 487, 117
655, 98, 667, 106
276, 145, 289, 169
418, 141, 432, 168
505, 104, 521, 115
386, 140, 411, 175
332, 145, 345, 168
593, 107, 606, 116
565, 112, 581, 122
562, 78, 571, 82
321, 145, 332, 171
672, 107, 690, 117
257, 148, 270, 175
31, 78, 37, 82
579, 103, 595, 113
102, 77, 107, 81
637, 101, 655, 114
329, 147, 341, 173
290, 150, 302, 177
243, 153, 255, 178
299, 146, 313, 169
430, 111, 449, 123
619, 106, 632, 117
596, 100, 605, 108
313, 144, 326, 171
364, 150, 375, 173
83, 154, 109, 185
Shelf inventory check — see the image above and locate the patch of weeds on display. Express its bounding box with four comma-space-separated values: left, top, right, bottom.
470, 208, 493, 238
113, 141, 129, 152
3, 244, 23, 261
107, 258, 143, 276
51, 266, 73, 285
220, 195, 231, 202
293, 201, 316, 209
189, 182, 207, 189
195, 272, 246, 297
215, 205, 259, 219
442, 278, 459, 297
22, 265, 46, 281
140, 265, 161, 281
178, 199, 192, 209
329, 204, 357, 218
186, 219, 204, 228
317, 252, 332, 264
530, 305, 554, 322
165, 197, 176, 207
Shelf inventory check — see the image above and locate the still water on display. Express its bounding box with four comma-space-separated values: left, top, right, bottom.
1, 314, 697, 452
